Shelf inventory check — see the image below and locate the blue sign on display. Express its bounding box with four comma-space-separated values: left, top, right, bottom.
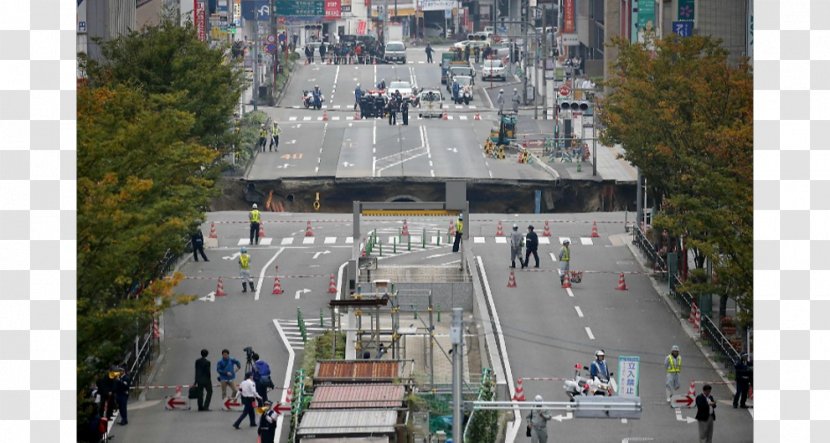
241, 0, 270, 20
672, 21, 693, 37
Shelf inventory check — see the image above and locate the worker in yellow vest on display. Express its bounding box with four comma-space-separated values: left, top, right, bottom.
452, 214, 464, 253
239, 247, 255, 292
665, 345, 682, 402
249, 203, 261, 245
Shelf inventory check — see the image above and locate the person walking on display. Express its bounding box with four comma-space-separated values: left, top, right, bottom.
695, 384, 716, 443
258, 400, 278, 442
252, 353, 273, 403
401, 99, 409, 126
474, 45, 480, 63
232, 372, 262, 430
249, 203, 261, 245
509, 223, 523, 268
425, 43, 434, 63
496, 89, 505, 115
733, 354, 752, 408
216, 349, 242, 401
258, 124, 267, 152
665, 345, 682, 402
527, 394, 552, 443
522, 225, 539, 268
452, 214, 464, 253
191, 227, 209, 262
558, 239, 570, 284
239, 247, 255, 293
194, 349, 212, 411
512, 88, 520, 113
354, 83, 363, 111
386, 97, 398, 125
113, 366, 130, 425
269, 122, 280, 152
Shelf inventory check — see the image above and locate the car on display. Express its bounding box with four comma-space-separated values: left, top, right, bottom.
384, 41, 406, 63
482, 58, 506, 81
491, 42, 512, 58
417, 89, 445, 118
448, 65, 476, 84
424, 22, 445, 38
386, 80, 415, 102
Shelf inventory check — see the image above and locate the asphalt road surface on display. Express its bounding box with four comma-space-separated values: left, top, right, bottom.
116, 211, 752, 443
248, 46, 553, 181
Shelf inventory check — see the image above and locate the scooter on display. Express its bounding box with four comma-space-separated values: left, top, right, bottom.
562, 363, 616, 401
459, 86, 472, 105
302, 90, 312, 109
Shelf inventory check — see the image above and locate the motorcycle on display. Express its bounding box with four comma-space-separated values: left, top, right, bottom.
562, 363, 615, 401
454, 85, 472, 105
302, 90, 324, 110
302, 90, 312, 109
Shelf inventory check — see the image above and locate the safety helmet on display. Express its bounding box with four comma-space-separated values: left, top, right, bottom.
513, 223, 518, 229
499, 89, 504, 93
563, 239, 570, 245
534, 394, 543, 402
241, 247, 247, 253
459, 214, 463, 220
316, 84, 319, 88
357, 83, 360, 87
252, 203, 258, 209
671, 345, 680, 352
513, 88, 518, 91
595, 350, 605, 357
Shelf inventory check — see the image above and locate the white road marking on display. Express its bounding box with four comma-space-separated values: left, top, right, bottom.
316, 116, 323, 121
289, 116, 297, 121
575, 306, 584, 318
303, 116, 311, 121
538, 237, 550, 244
259, 238, 272, 246
469, 105, 477, 109
281, 237, 294, 245
460, 115, 468, 120
566, 287, 574, 297
495, 237, 507, 244
474, 237, 485, 243
346, 116, 354, 120
455, 105, 463, 109
585, 326, 595, 340
447, 115, 454, 120
294, 288, 311, 300
332, 116, 341, 120
302, 237, 315, 244
581, 237, 593, 245
549, 252, 558, 262
333, 105, 341, 109
426, 252, 454, 259
255, 248, 285, 301
372, 156, 377, 177
273, 319, 295, 439
324, 237, 337, 244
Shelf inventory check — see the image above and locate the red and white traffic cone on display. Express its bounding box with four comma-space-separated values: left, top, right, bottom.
615, 273, 628, 290
507, 270, 517, 288
354, 109, 361, 119
401, 219, 409, 236
328, 274, 337, 294
305, 221, 314, 236
209, 222, 218, 239
543, 220, 552, 237
272, 267, 284, 295
322, 111, 329, 121
153, 318, 160, 339
258, 223, 265, 239
474, 112, 481, 120
591, 221, 600, 238
561, 272, 572, 289
448, 220, 456, 236
512, 378, 526, 401
216, 277, 227, 297
442, 110, 448, 120
496, 221, 504, 236
687, 381, 696, 397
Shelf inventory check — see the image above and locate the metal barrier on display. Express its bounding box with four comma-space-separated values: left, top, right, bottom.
124, 323, 156, 395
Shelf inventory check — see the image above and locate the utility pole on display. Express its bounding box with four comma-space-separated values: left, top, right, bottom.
252, 15, 259, 111
541, 6, 547, 119
451, 308, 463, 443
522, 0, 528, 105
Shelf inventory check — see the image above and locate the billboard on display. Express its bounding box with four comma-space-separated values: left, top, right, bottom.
420, 0, 457, 12
195, 0, 207, 41
275, 0, 325, 16
325, 0, 342, 19
342, 0, 351, 13
562, 0, 575, 34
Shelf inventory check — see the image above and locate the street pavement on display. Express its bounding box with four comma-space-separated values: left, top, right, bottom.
116, 211, 752, 443
246, 46, 554, 181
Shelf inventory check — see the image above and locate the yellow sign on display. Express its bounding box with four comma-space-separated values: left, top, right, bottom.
361, 210, 459, 217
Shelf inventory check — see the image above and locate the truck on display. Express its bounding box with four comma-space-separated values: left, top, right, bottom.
387, 23, 403, 43
441, 53, 471, 84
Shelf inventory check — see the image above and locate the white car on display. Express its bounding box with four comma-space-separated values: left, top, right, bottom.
482, 59, 507, 81
386, 80, 415, 102
417, 89, 444, 118
425, 22, 445, 38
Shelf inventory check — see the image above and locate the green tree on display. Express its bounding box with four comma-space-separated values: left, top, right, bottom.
599, 34, 753, 325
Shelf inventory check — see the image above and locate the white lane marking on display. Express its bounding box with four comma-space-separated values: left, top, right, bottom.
447, 115, 454, 120
324, 237, 337, 244
575, 306, 584, 318
255, 248, 285, 301
422, 125, 435, 177
303, 237, 315, 244
566, 287, 574, 297
303, 116, 311, 121
346, 116, 354, 120
273, 319, 295, 440
455, 105, 463, 109
495, 237, 507, 244
538, 237, 550, 244
373, 64, 377, 85
289, 116, 297, 121
332, 116, 341, 121
426, 252, 454, 259
321, 105, 327, 109
581, 237, 593, 245
317, 116, 323, 121
585, 326, 595, 340
559, 237, 571, 244
469, 105, 477, 109
345, 237, 354, 243
460, 115, 468, 120
474, 237, 485, 243
281, 237, 294, 245
259, 238, 272, 246
372, 155, 377, 177
549, 252, 558, 262
333, 104, 341, 109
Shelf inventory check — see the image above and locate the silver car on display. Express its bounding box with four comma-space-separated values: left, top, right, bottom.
384, 41, 407, 64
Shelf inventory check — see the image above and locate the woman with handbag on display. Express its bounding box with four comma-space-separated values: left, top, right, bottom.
526, 394, 552, 443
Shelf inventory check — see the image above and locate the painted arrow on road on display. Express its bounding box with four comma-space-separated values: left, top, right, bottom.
223, 398, 243, 411
671, 394, 695, 408
674, 408, 696, 423
551, 411, 573, 422
342, 161, 355, 167
312, 250, 331, 259
199, 292, 215, 302
222, 252, 241, 261
446, 147, 458, 153
295, 288, 311, 300
165, 396, 190, 410
273, 402, 291, 415
275, 163, 292, 169
285, 139, 296, 145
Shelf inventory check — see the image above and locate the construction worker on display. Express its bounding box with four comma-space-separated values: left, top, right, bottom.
527, 394, 552, 443
258, 124, 267, 152
452, 214, 464, 253
665, 345, 682, 402
239, 247, 255, 292
509, 223, 523, 268
496, 89, 505, 115
512, 88, 520, 114
558, 239, 570, 284
269, 122, 281, 152
249, 203, 261, 245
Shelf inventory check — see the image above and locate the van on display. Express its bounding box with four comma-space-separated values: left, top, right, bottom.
384, 41, 406, 64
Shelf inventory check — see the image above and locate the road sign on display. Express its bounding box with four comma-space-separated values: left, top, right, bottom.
266, 34, 277, 44
617, 355, 640, 398
165, 396, 190, 410
673, 21, 693, 37
558, 85, 571, 96
671, 394, 694, 408
266, 43, 278, 54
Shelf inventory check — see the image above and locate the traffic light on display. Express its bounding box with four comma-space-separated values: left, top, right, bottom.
559, 101, 590, 112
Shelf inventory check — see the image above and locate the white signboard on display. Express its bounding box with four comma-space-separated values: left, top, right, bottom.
562, 33, 579, 47
617, 355, 640, 398
77, 0, 87, 34
421, 0, 457, 12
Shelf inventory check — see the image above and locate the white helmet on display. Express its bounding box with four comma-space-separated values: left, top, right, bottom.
595, 350, 605, 357
252, 203, 258, 209
671, 345, 680, 352
534, 394, 543, 402
240, 247, 248, 253
513, 223, 518, 229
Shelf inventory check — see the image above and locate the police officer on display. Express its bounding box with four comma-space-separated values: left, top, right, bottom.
249, 203, 261, 245
191, 226, 209, 262
258, 401, 278, 442
558, 239, 570, 284
733, 354, 752, 408
239, 247, 255, 293
522, 225, 539, 268
401, 99, 409, 126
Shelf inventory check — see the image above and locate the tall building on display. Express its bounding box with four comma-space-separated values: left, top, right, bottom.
77, 0, 137, 61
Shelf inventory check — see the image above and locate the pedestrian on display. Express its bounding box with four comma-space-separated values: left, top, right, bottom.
665, 345, 682, 402
232, 372, 262, 430
695, 384, 716, 443
354, 83, 363, 111
249, 203, 260, 245
401, 99, 409, 126
387, 97, 397, 125
216, 349, 242, 401
425, 43, 434, 63
522, 225, 539, 268
474, 45, 480, 63
112, 365, 130, 425
558, 239, 570, 284
258, 124, 267, 152
452, 214, 463, 253
733, 354, 752, 408
464, 45, 471, 62
269, 122, 280, 151
96, 370, 115, 420
527, 394, 552, 443
512, 87, 520, 113
258, 400, 278, 442
191, 226, 209, 262
509, 223, 523, 268
497, 89, 505, 115
194, 349, 212, 411
239, 247, 255, 293
252, 353, 273, 403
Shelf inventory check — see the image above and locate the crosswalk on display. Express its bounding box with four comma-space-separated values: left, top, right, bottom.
286, 114, 481, 122
290, 104, 480, 111
235, 236, 596, 247
276, 318, 332, 351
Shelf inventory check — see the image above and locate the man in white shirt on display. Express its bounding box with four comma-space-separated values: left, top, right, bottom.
233, 372, 262, 430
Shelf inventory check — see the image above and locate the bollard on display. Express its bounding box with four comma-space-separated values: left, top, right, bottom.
436, 304, 441, 322
320, 309, 324, 327
412, 304, 417, 320
408, 234, 411, 251
437, 230, 440, 246
379, 241, 383, 256
393, 237, 397, 254
422, 228, 426, 249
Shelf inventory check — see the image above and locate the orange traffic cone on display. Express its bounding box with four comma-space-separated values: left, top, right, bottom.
561, 272, 572, 289
209, 222, 218, 239
543, 220, 551, 237
512, 378, 526, 401
474, 112, 481, 120
328, 274, 337, 294
305, 221, 314, 236
615, 273, 628, 290
448, 220, 456, 236
322, 111, 329, 121
272, 277, 284, 295
442, 110, 448, 120
258, 223, 265, 239
354, 109, 361, 119
216, 277, 227, 296
591, 221, 600, 238
402, 219, 409, 236
507, 270, 517, 288
496, 221, 504, 236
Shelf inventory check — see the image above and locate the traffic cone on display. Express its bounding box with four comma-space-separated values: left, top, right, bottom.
474, 112, 481, 120
687, 381, 696, 397
448, 220, 456, 236
496, 221, 504, 236
215, 277, 227, 296
208, 222, 218, 239
543, 220, 552, 237
507, 270, 517, 288
322, 111, 329, 121
258, 223, 265, 239
354, 109, 361, 119
401, 219, 409, 236
561, 272, 572, 288
272, 267, 284, 295
442, 110, 448, 120
615, 273, 628, 290
305, 221, 314, 236
591, 221, 600, 238
512, 378, 526, 401
328, 274, 337, 294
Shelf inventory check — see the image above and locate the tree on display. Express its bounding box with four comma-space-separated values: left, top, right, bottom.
599, 34, 753, 325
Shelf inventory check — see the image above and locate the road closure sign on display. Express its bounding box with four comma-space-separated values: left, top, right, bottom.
617, 355, 640, 398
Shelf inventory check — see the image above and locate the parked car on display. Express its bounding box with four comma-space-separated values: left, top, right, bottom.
417, 89, 445, 118
386, 80, 416, 102
384, 41, 407, 63
482, 58, 506, 81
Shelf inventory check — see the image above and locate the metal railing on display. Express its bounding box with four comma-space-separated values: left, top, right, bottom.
124, 322, 156, 395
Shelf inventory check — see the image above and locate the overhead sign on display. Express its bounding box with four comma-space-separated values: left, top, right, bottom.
275, 0, 325, 16
233, 0, 241, 26
325, 0, 342, 19
617, 355, 640, 398
672, 21, 693, 37
242, 0, 270, 20
341, 0, 351, 13
421, 0, 457, 11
